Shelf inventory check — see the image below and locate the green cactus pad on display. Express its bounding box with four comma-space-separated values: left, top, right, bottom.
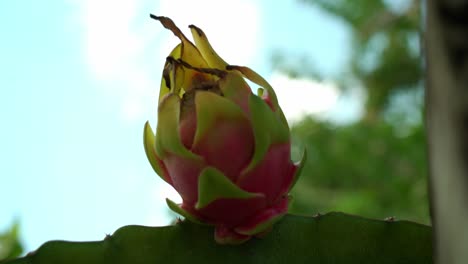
143, 122, 170, 183
241, 94, 290, 175
196, 167, 262, 209
6, 213, 432, 264
155, 94, 201, 161
165, 199, 207, 225
193, 91, 248, 147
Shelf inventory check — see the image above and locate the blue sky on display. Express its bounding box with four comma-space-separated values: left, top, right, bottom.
0, 0, 351, 252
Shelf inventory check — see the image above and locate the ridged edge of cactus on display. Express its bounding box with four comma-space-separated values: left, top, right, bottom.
4, 213, 432, 264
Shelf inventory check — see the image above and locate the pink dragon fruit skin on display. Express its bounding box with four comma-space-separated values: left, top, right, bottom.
144, 15, 306, 244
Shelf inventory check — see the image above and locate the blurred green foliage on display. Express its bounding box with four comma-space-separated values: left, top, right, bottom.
0, 222, 23, 261
284, 0, 428, 223
290, 118, 428, 223
298, 0, 421, 119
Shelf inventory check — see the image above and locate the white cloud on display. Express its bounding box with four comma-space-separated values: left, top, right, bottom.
155, 0, 262, 67
269, 72, 339, 123
81, 0, 139, 78
73, 0, 262, 123
72, 0, 158, 123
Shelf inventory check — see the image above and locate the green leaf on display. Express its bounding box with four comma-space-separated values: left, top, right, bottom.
196, 167, 261, 209
4, 213, 432, 264
0, 222, 23, 261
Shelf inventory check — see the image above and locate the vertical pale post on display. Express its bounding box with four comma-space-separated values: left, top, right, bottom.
426, 0, 468, 263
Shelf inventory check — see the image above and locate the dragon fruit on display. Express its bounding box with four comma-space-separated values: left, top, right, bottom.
144, 15, 306, 244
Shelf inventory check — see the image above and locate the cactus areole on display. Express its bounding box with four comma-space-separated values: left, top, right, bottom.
144, 15, 306, 244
